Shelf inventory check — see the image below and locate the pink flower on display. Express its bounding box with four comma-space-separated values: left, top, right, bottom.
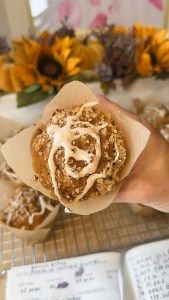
108, 1, 119, 13
57, 0, 82, 28
90, 13, 107, 29
148, 0, 163, 10
57, 0, 72, 17
89, 0, 102, 6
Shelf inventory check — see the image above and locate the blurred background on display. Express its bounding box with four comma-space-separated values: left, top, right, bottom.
0, 0, 167, 39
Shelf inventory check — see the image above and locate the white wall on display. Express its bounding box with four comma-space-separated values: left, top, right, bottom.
0, 0, 34, 39
0, 0, 11, 38
30, 0, 165, 33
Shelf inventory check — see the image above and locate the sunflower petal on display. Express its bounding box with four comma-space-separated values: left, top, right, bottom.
68, 67, 81, 76
10, 65, 24, 92
136, 52, 153, 77
133, 23, 156, 40
156, 41, 169, 58
152, 30, 167, 48
25, 40, 40, 65
12, 38, 40, 66
66, 57, 81, 72
62, 49, 71, 61
14, 64, 38, 87
0, 64, 14, 91
0, 54, 10, 66
61, 36, 72, 49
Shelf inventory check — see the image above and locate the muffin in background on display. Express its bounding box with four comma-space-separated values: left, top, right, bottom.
133, 99, 169, 141
0, 186, 58, 230
0, 161, 22, 184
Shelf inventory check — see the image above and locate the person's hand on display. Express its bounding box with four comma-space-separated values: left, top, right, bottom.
98, 95, 169, 213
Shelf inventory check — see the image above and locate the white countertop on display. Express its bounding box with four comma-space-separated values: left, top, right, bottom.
0, 78, 169, 126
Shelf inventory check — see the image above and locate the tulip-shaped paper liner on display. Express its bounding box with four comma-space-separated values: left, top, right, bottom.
0, 116, 22, 170
0, 180, 59, 243
1, 81, 150, 215
0, 117, 60, 244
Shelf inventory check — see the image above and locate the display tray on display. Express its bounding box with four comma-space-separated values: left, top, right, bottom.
1, 203, 169, 275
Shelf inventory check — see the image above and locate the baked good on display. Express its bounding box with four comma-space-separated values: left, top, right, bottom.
0, 187, 57, 229
133, 99, 169, 142
31, 101, 126, 203
159, 124, 169, 142
0, 161, 22, 184
133, 99, 169, 129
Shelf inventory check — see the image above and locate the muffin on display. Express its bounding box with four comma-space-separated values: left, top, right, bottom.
133, 99, 169, 129
0, 186, 57, 229
1, 81, 150, 215
31, 101, 127, 203
133, 99, 169, 142
0, 161, 22, 184
159, 124, 169, 142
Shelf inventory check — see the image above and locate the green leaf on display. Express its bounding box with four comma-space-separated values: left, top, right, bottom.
100, 82, 110, 94
25, 83, 41, 93
0, 90, 6, 96
155, 73, 169, 80
48, 86, 55, 95
80, 70, 99, 81
67, 70, 99, 83
17, 88, 53, 107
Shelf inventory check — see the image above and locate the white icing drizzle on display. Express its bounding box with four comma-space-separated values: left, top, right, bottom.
47, 101, 118, 202
74, 173, 105, 202
28, 196, 54, 224
113, 140, 120, 163
5, 189, 55, 226
76, 102, 98, 117
0, 162, 22, 184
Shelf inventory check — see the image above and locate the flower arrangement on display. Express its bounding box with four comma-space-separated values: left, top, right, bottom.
95, 24, 169, 91
0, 23, 169, 107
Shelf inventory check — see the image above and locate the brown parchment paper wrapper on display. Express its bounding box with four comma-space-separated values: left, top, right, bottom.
0, 116, 23, 170
0, 116, 22, 143
0, 117, 60, 243
1, 81, 150, 215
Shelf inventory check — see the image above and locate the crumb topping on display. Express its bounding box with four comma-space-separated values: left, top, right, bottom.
2, 187, 56, 229
31, 102, 127, 202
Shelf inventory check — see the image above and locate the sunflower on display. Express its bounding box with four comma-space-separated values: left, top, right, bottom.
71, 37, 104, 69
0, 54, 24, 92
111, 25, 129, 35
136, 49, 155, 77
134, 24, 162, 77
0, 34, 81, 92
135, 44, 161, 77
151, 29, 169, 72
133, 23, 157, 41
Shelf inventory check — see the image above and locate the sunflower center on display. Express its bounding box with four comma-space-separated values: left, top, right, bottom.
38, 56, 63, 79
